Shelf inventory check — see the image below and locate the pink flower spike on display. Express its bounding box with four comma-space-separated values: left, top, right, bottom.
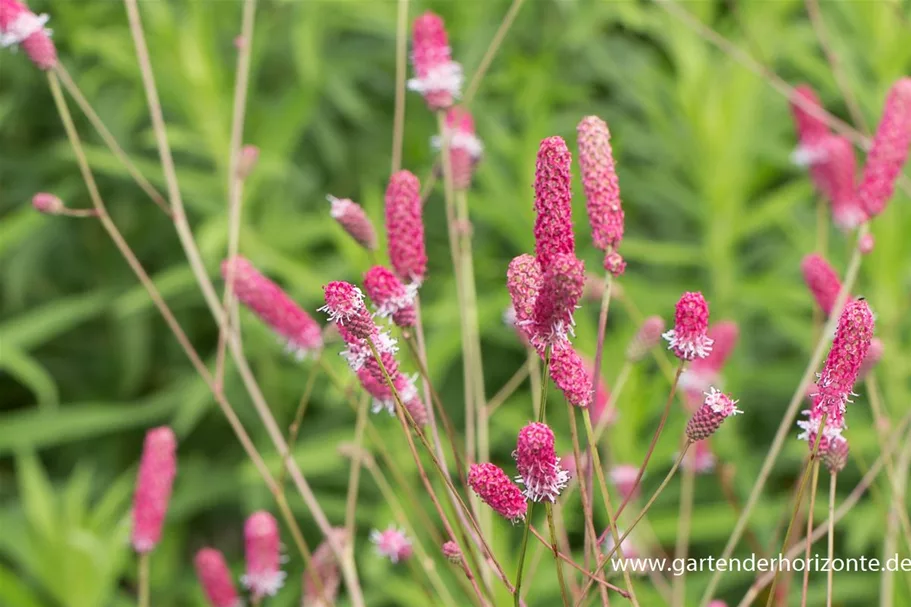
242, 511, 285, 598
534, 136, 575, 267
685, 388, 742, 442
506, 254, 542, 344
236, 144, 259, 180
328, 195, 378, 251
408, 11, 462, 110
548, 345, 593, 408
801, 253, 843, 317
789, 84, 830, 164
627, 315, 666, 361
610, 464, 640, 502
577, 115, 624, 251
363, 265, 417, 327
194, 548, 241, 607
441, 540, 462, 564
320, 281, 376, 340
32, 192, 64, 214
467, 463, 528, 522
302, 528, 348, 607
436, 106, 483, 190
663, 291, 713, 361
0, 0, 57, 70
370, 526, 413, 563
222, 256, 323, 359
858, 78, 911, 218
385, 171, 427, 284
532, 253, 585, 347
513, 422, 569, 503
131, 426, 177, 553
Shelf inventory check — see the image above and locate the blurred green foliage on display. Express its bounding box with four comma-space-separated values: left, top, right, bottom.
2, 0, 911, 605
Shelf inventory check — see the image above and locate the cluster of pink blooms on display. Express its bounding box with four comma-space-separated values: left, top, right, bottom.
407, 11, 462, 111
0, 0, 56, 70
626, 315, 666, 361
370, 525, 413, 563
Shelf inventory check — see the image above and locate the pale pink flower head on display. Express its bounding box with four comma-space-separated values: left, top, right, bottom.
858, 336, 883, 380
808, 136, 864, 229
242, 511, 285, 598
441, 540, 462, 564
385, 170, 427, 284
302, 528, 348, 607
610, 464, 640, 502
682, 440, 717, 474
685, 388, 742, 442
363, 265, 417, 327
320, 281, 376, 340
0, 0, 56, 70
131, 426, 177, 553
194, 548, 241, 607
236, 144, 260, 180
404, 397, 429, 427
858, 78, 911, 218
31, 192, 64, 214
436, 106, 483, 190
532, 253, 585, 347
663, 291, 713, 361
548, 345, 593, 408
507, 254, 542, 344
408, 11, 462, 110
859, 232, 875, 254
627, 315, 666, 361
328, 195, 378, 251
801, 253, 843, 317
534, 136, 575, 267
513, 422, 569, 503
790, 84, 830, 164
222, 256, 323, 359
370, 525, 413, 563
467, 462, 528, 522
577, 115, 624, 251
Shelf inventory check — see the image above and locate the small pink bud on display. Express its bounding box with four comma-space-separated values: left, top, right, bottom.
577, 115, 624, 251
408, 11, 462, 110
822, 436, 849, 474
441, 540, 462, 564
506, 254, 542, 344
194, 548, 241, 607
708, 602, 729, 607
548, 345, 593, 408
438, 106, 482, 190
328, 195, 378, 251
132, 427, 177, 553
302, 528, 347, 607
222, 256, 323, 359
0, 0, 57, 70
603, 250, 626, 276
31, 192, 64, 214
627, 315, 666, 361
858, 78, 911, 218
532, 253, 584, 347
859, 232, 875, 254
685, 388, 742, 442
663, 291, 713, 361
610, 464, 640, 502
370, 526, 413, 563
385, 171, 427, 284
235, 144, 259, 179
242, 511, 285, 598
513, 422, 569, 503
801, 253, 843, 317
467, 463, 528, 522
363, 265, 417, 328
534, 136, 575, 267
321, 281, 376, 340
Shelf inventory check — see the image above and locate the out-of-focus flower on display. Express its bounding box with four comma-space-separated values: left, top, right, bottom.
236, 145, 259, 180
242, 511, 285, 598
681, 440, 717, 474
328, 195, 378, 251
195, 548, 241, 607
610, 464, 640, 502
31, 192, 64, 214
681, 321, 739, 404
441, 540, 462, 564
370, 526, 413, 563
302, 529, 348, 607
132, 427, 177, 553
858, 337, 883, 380
801, 253, 843, 317
385, 170, 427, 285
627, 316, 665, 362
408, 11, 462, 111
434, 106, 482, 190
790, 84, 830, 165
0, 0, 56, 70
857, 78, 911, 219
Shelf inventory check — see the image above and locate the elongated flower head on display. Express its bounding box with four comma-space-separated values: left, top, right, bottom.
302, 528, 348, 607
627, 315, 666, 361
858, 337, 883, 380
577, 115, 624, 251
790, 84, 829, 161
370, 526, 413, 563
663, 291, 713, 361
223, 256, 323, 359
132, 426, 177, 553
513, 422, 569, 503
385, 170, 427, 284
321, 281, 375, 340
438, 106, 483, 190
31, 192, 64, 214
685, 388, 742, 442
532, 253, 585, 346
467, 463, 527, 522
243, 511, 284, 598
534, 136, 575, 267
801, 253, 843, 317
507, 254, 542, 343
441, 540, 462, 564
328, 195, 377, 251
549, 345, 593, 408
408, 11, 461, 110
808, 136, 864, 229
822, 436, 849, 474
194, 548, 241, 607
236, 144, 259, 180
610, 464, 640, 502
0, 0, 56, 70
363, 265, 416, 327
858, 78, 911, 218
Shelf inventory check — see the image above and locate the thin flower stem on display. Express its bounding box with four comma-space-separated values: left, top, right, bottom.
391, 0, 409, 173
614, 361, 685, 522
882, 436, 911, 607
527, 527, 630, 598
138, 553, 149, 607
577, 444, 691, 606
699, 223, 868, 607
276, 356, 322, 488
673, 447, 696, 607
344, 394, 370, 536
546, 503, 572, 607
826, 472, 837, 607
800, 460, 821, 607
485, 363, 531, 416
463, 0, 527, 103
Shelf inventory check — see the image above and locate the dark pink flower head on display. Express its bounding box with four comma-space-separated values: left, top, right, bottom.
858, 78, 911, 218
790, 84, 830, 162
132, 426, 177, 553
808, 136, 864, 229
663, 291, 713, 361
370, 526, 413, 563
242, 511, 284, 598
681, 440, 717, 474
801, 253, 843, 317
506, 254, 542, 344
534, 136, 575, 267
441, 540, 462, 564
627, 315, 666, 361
437, 106, 483, 190
222, 256, 323, 359
31, 192, 64, 214
194, 548, 241, 607
321, 281, 376, 340
858, 337, 883, 380
685, 388, 742, 442
302, 528, 347, 607
0, 0, 56, 70
408, 11, 462, 110
548, 345, 593, 408
385, 171, 427, 284
363, 265, 417, 327
467, 463, 528, 522
328, 195, 378, 251
577, 115, 624, 251
610, 464, 640, 502
236, 144, 260, 180
513, 422, 569, 503
532, 253, 585, 347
